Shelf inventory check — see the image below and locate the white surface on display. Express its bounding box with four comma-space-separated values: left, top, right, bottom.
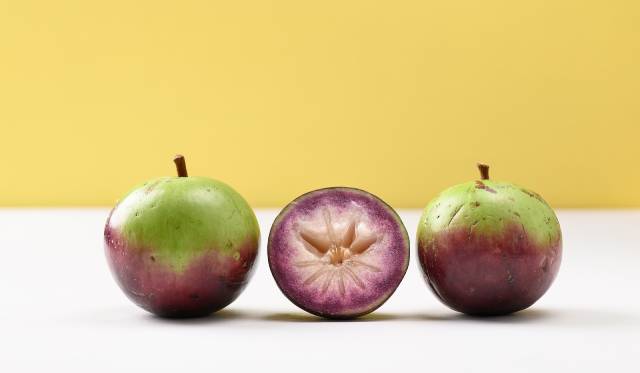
0, 209, 639, 372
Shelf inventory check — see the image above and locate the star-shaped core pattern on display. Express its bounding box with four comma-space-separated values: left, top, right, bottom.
294, 209, 380, 296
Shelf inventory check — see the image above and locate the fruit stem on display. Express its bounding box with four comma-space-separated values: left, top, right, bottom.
477, 163, 490, 180
173, 155, 188, 177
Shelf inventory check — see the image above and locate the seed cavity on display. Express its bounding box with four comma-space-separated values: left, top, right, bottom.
296, 208, 380, 296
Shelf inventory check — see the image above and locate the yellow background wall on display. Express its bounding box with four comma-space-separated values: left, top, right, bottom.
1, 1, 638, 208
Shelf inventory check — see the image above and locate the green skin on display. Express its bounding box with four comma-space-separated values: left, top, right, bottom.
418, 180, 561, 247
108, 176, 260, 271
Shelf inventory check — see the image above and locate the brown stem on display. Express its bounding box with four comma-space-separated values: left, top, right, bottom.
477, 163, 489, 180
173, 155, 188, 177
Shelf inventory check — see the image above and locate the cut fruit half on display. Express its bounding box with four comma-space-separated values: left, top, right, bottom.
268, 187, 409, 319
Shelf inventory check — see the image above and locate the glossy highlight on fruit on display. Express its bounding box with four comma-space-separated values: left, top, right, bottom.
268, 187, 409, 319
417, 164, 562, 316
104, 155, 260, 318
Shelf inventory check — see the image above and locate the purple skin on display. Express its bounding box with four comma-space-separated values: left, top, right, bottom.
268, 188, 409, 319
418, 223, 562, 316
104, 227, 258, 318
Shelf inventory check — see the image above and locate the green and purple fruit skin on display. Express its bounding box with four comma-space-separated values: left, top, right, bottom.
104, 177, 259, 318
417, 178, 562, 316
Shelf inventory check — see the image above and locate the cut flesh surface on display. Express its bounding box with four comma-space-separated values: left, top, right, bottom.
268, 188, 409, 318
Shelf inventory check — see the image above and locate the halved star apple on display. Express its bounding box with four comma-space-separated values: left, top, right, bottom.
268, 187, 409, 319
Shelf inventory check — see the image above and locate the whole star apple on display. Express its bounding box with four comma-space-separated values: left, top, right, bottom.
104, 155, 259, 318
417, 164, 562, 315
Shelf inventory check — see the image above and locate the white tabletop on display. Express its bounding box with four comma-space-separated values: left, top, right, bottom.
1, 209, 638, 372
